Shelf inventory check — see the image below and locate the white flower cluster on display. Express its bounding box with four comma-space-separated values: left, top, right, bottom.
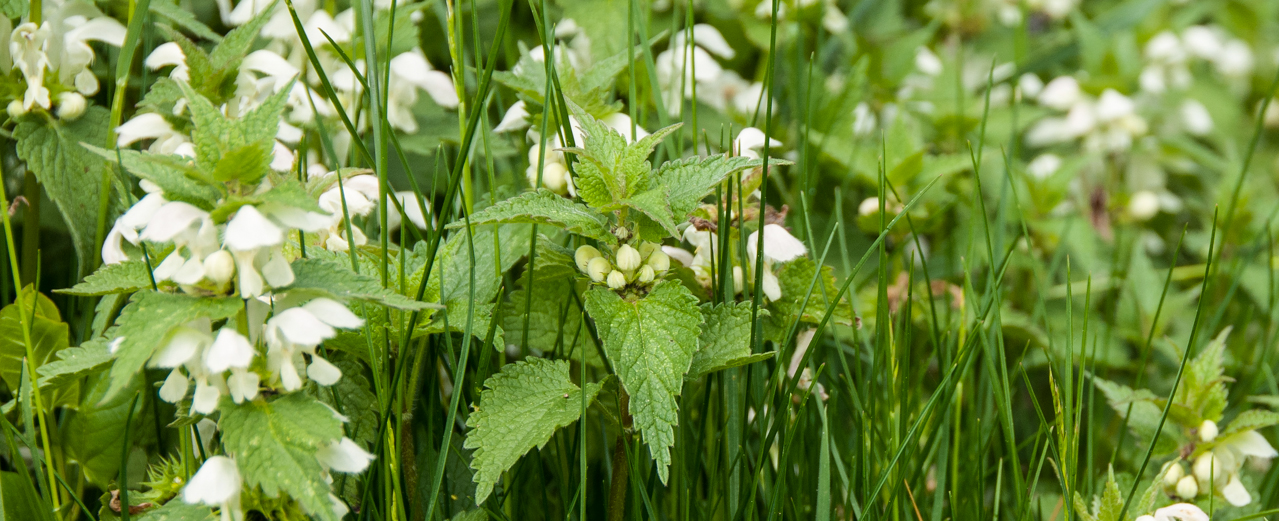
1025, 76, 1148, 153
655, 24, 772, 118
670, 222, 806, 302
576, 242, 671, 290
6, 3, 127, 119
735, 0, 849, 34
1139, 26, 1254, 95
987, 0, 1077, 26
1160, 419, 1277, 506
1134, 503, 1208, 521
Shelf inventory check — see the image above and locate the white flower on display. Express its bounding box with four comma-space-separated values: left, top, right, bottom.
142, 202, 211, 243
316, 437, 375, 473
1038, 76, 1081, 111
302, 298, 365, 329
761, 269, 782, 301
1215, 40, 1253, 78
852, 102, 877, 137
205, 329, 256, 373
386, 50, 458, 132
55, 92, 85, 120
1027, 154, 1062, 180
662, 246, 695, 268
184, 455, 243, 521
1181, 26, 1222, 59
389, 191, 432, 231
10, 22, 52, 111
671, 24, 736, 59
1094, 90, 1135, 123
734, 127, 783, 159
1149, 503, 1209, 521
1174, 475, 1199, 498
307, 355, 342, 385
1144, 32, 1185, 63
494, 100, 529, 133
226, 368, 260, 404
646, 250, 671, 272
159, 369, 190, 403
116, 113, 190, 154
204, 250, 237, 285
747, 224, 807, 264
269, 308, 338, 347
1129, 191, 1160, 221
145, 42, 189, 82
914, 47, 943, 76
192, 376, 223, 414
1180, 100, 1213, 136
151, 324, 212, 368
224, 205, 284, 251
60, 17, 128, 96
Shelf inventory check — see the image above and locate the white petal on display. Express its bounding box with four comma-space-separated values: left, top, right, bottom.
116, 113, 176, 147
159, 369, 190, 403
1038, 76, 1080, 111
141, 202, 209, 243
261, 248, 295, 288
235, 251, 265, 299
67, 17, 127, 48
224, 205, 284, 251
391, 52, 459, 108
242, 50, 299, 82
171, 256, 206, 285
152, 252, 186, 282
151, 326, 209, 368
734, 127, 782, 153
270, 141, 295, 171
394, 191, 431, 230
305, 10, 350, 43
1221, 475, 1252, 507
662, 246, 695, 268
191, 379, 221, 414
316, 437, 375, 473
1094, 89, 1134, 123
788, 329, 817, 378
493, 100, 529, 133
279, 358, 303, 391
263, 204, 331, 232
269, 308, 336, 346
120, 193, 168, 230
144, 42, 186, 71
101, 224, 129, 265
691, 24, 735, 59
205, 328, 256, 373
302, 298, 364, 329
1224, 430, 1278, 458
1153, 503, 1209, 521
747, 224, 808, 263
183, 456, 241, 505
307, 355, 342, 385
227, 369, 260, 403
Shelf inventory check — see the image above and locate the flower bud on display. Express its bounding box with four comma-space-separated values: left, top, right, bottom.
607, 270, 627, 289
1162, 461, 1185, 487
541, 162, 568, 193
646, 250, 671, 272
1194, 452, 1224, 485
1175, 475, 1199, 499
587, 257, 611, 282
575, 245, 602, 272
55, 92, 86, 120
858, 197, 880, 216
1129, 190, 1160, 221
638, 241, 658, 258
203, 250, 236, 285
732, 266, 744, 295
616, 244, 642, 271
7, 100, 25, 119
1199, 419, 1218, 443
1135, 516, 1156, 521
637, 265, 655, 284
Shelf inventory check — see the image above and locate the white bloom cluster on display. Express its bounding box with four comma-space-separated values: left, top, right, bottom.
1139, 26, 1254, 95
1026, 76, 1148, 153
6, 3, 127, 119
1133, 503, 1209, 521
655, 24, 772, 118
671, 222, 806, 302
1160, 419, 1278, 507
576, 242, 671, 290
736, 0, 849, 34
988, 0, 1077, 26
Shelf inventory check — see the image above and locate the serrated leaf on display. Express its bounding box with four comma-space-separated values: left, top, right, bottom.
284, 258, 436, 310
583, 281, 702, 483
37, 340, 113, 389
688, 303, 773, 379
208, 3, 276, 69
1095, 467, 1124, 521
1220, 409, 1279, 438
501, 242, 599, 365
1094, 377, 1182, 454
58, 261, 153, 296
104, 292, 243, 400
446, 190, 616, 245
604, 187, 679, 240
651, 155, 773, 219
1175, 327, 1230, 423
150, 1, 223, 42
220, 393, 344, 521
464, 358, 601, 504
771, 258, 856, 326
567, 107, 679, 207
181, 80, 290, 183
83, 145, 222, 209
15, 106, 113, 269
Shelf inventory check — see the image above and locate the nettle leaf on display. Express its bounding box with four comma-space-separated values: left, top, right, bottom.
135, 500, 216, 521
38, 340, 113, 389
567, 108, 680, 208
447, 189, 616, 245
584, 281, 702, 482
688, 303, 773, 379
284, 258, 437, 311
220, 393, 344, 521
0, 288, 76, 407
1175, 327, 1230, 423
180, 80, 290, 184
15, 106, 113, 269
104, 292, 243, 400
1220, 409, 1279, 438
603, 187, 679, 240
464, 358, 602, 504
652, 155, 780, 220
83, 145, 222, 209
57, 261, 153, 296
150, 1, 223, 42
501, 241, 599, 365
208, 2, 276, 69
1094, 376, 1182, 454
771, 258, 856, 326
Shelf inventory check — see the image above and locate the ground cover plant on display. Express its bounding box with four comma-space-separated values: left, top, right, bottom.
0, 0, 1278, 519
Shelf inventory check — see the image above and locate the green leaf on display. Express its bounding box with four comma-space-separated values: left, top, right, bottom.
500, 242, 599, 364
104, 292, 243, 400
181, 80, 291, 184
1175, 327, 1230, 423
0, 288, 76, 406
464, 358, 602, 504
447, 189, 616, 245
1094, 376, 1182, 454
688, 303, 773, 379
220, 393, 345, 521
583, 281, 702, 482
1, 471, 50, 521
0, 0, 28, 18
58, 261, 153, 296
37, 340, 113, 389
284, 258, 437, 311
15, 106, 114, 269
1094, 467, 1124, 521
771, 258, 856, 326
567, 108, 679, 208
150, 1, 223, 42
135, 500, 215, 521
208, 2, 276, 69
1220, 409, 1279, 438
651, 155, 772, 220
65, 371, 153, 486
83, 145, 222, 209
604, 187, 679, 240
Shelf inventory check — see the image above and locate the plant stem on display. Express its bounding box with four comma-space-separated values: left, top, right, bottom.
20, 172, 39, 286
607, 390, 632, 521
